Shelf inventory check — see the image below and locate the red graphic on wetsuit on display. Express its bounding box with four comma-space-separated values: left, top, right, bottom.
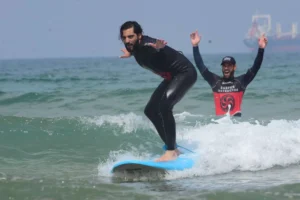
213, 92, 243, 116
220, 94, 235, 111
156, 72, 172, 80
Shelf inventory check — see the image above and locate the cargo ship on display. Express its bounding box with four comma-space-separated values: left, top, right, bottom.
243, 14, 300, 52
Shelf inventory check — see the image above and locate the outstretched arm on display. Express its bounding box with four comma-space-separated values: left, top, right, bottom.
119, 36, 166, 58
242, 34, 268, 87
143, 36, 167, 52
119, 48, 131, 58
193, 45, 207, 74
190, 31, 219, 86
243, 48, 264, 86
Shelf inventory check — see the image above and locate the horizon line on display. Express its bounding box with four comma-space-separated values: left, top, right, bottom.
0, 51, 255, 61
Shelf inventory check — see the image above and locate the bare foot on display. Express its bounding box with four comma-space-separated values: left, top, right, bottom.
175, 148, 181, 156
155, 150, 178, 162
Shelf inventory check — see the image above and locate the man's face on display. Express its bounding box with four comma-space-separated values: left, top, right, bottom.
222, 63, 236, 78
121, 27, 141, 52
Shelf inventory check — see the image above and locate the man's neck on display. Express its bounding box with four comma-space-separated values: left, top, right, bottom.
222, 76, 234, 81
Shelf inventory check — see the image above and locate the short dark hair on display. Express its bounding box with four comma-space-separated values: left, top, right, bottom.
119, 21, 143, 40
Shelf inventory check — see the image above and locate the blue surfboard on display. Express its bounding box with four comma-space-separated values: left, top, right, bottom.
111, 145, 195, 174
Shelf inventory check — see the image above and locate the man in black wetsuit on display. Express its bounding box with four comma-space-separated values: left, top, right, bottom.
190, 30, 268, 116
118, 21, 197, 162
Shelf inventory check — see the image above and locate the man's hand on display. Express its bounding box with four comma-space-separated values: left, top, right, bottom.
119, 48, 131, 58
190, 30, 201, 47
146, 39, 167, 49
258, 34, 268, 49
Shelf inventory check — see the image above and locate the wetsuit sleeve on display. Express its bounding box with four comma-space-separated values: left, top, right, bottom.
142, 36, 163, 52
193, 45, 219, 87
242, 48, 264, 87
143, 36, 156, 44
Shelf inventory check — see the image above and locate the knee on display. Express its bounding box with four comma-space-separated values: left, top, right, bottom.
144, 101, 171, 118
188, 66, 198, 85
160, 102, 173, 113
144, 103, 157, 118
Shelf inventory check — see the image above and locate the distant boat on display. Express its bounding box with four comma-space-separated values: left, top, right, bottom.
243, 13, 300, 52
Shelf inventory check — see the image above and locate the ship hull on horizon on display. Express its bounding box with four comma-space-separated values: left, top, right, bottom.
244, 37, 300, 52
244, 13, 300, 53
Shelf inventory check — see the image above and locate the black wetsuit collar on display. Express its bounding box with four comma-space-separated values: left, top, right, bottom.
222, 76, 234, 82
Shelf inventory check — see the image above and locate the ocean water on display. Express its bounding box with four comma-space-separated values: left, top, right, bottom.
0, 51, 300, 200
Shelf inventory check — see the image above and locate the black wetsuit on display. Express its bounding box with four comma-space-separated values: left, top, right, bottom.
129, 35, 197, 150
193, 46, 264, 116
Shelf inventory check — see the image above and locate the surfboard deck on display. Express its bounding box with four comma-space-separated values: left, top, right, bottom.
110, 145, 196, 181
111, 156, 194, 182
111, 145, 195, 175
111, 156, 194, 173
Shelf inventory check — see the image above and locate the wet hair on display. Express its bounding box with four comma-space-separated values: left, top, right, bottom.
119, 21, 143, 40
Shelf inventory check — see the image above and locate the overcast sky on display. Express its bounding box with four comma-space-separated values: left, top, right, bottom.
1, 0, 299, 59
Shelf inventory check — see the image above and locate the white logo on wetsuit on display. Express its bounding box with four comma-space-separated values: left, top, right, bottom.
222, 81, 233, 85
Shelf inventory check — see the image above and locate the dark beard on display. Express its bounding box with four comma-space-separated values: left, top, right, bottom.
223, 71, 235, 79
125, 41, 140, 53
